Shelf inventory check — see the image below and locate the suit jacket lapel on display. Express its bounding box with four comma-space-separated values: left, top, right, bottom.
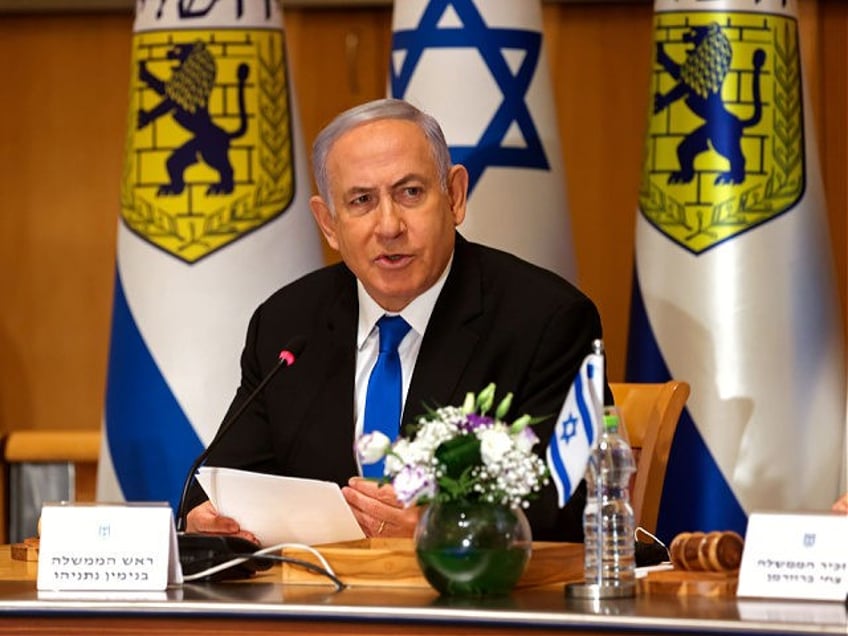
404, 235, 482, 422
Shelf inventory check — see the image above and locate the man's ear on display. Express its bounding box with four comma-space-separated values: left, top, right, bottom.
309, 195, 339, 251
447, 165, 468, 226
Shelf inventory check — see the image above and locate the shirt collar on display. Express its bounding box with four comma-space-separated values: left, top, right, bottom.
357, 253, 454, 349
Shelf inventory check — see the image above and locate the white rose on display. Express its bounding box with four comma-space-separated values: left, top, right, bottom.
479, 428, 512, 464
355, 431, 391, 465
384, 438, 412, 474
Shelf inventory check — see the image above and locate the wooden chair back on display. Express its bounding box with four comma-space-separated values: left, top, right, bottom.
1, 430, 101, 543
609, 381, 690, 535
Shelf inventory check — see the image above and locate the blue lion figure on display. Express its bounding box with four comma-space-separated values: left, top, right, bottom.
654, 23, 766, 185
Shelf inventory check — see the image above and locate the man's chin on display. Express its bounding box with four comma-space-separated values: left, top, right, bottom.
368, 284, 419, 313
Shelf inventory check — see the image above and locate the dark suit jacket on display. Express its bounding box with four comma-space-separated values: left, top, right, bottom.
188, 234, 606, 541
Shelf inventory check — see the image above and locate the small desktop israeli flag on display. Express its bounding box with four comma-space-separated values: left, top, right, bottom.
546, 349, 604, 508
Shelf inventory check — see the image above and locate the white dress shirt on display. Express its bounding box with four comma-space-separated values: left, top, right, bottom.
354, 255, 453, 450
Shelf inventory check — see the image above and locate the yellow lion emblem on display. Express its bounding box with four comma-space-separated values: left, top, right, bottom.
136, 41, 250, 196
122, 29, 296, 263
639, 12, 804, 254
653, 23, 765, 185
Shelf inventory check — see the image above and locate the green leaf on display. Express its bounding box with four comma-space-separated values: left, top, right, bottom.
437, 465, 479, 501
435, 435, 481, 480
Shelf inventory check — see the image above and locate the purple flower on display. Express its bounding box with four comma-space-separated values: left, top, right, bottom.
459, 413, 494, 433
392, 465, 436, 506
514, 426, 540, 453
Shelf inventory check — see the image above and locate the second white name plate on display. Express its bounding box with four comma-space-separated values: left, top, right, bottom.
737, 511, 847, 601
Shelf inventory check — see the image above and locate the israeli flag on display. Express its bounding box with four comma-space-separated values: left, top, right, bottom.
97, 1, 323, 512
547, 352, 604, 508
390, 0, 576, 280
628, 0, 845, 539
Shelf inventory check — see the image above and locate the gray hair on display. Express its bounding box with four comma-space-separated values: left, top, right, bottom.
311, 98, 453, 209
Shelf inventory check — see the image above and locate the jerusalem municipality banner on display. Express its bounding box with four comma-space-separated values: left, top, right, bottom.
97, 0, 323, 512
627, 0, 846, 539
389, 0, 576, 280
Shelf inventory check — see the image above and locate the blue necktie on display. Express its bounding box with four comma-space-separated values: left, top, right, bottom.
362, 315, 411, 478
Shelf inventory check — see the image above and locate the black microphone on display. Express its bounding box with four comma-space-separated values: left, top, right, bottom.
175, 335, 306, 580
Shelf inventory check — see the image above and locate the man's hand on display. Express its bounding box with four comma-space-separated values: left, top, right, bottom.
342, 477, 421, 537
833, 492, 848, 514
185, 500, 259, 544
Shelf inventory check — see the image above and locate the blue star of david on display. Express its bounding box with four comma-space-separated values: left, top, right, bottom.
560, 413, 579, 444
390, 0, 548, 194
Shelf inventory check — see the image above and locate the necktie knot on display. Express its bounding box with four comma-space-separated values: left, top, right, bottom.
377, 315, 410, 353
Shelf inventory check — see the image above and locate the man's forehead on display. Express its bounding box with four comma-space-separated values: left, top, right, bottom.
331, 118, 423, 151
327, 121, 435, 186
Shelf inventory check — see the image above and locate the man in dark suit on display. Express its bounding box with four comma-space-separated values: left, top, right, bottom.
186, 98, 605, 542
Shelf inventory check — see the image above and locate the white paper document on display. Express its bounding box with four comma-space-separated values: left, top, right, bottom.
196, 466, 365, 547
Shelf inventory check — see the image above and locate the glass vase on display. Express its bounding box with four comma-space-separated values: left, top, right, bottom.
414, 500, 532, 596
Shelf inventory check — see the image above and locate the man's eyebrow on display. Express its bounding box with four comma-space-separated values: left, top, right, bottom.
341, 174, 428, 198
341, 185, 376, 198
392, 173, 427, 188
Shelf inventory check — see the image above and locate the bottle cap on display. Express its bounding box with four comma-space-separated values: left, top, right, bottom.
603, 412, 619, 432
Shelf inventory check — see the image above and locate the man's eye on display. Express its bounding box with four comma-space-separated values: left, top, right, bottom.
350, 194, 371, 206
398, 186, 423, 200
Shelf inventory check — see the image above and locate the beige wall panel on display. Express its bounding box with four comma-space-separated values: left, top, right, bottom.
543, 1, 653, 381
0, 13, 132, 434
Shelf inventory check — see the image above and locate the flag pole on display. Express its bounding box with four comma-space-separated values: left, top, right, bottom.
590, 339, 604, 590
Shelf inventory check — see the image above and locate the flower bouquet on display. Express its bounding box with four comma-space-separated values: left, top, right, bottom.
355, 382, 549, 508
355, 383, 550, 596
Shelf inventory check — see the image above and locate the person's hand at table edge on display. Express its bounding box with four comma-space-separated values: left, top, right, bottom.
185, 500, 259, 544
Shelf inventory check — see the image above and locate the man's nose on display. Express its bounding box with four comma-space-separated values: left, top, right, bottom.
375, 198, 404, 236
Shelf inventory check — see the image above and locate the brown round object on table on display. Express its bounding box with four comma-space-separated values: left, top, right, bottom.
705, 530, 744, 571
697, 531, 722, 571
682, 531, 706, 570
670, 531, 706, 570
669, 532, 690, 569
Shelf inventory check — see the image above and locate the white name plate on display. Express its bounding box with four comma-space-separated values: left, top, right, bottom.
37, 502, 183, 591
737, 512, 847, 601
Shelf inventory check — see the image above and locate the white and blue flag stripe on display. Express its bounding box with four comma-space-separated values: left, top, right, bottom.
547, 353, 603, 508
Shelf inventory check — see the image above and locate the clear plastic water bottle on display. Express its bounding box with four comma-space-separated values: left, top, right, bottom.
582, 406, 636, 597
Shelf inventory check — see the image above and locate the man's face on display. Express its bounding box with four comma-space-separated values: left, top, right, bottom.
310, 119, 468, 312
